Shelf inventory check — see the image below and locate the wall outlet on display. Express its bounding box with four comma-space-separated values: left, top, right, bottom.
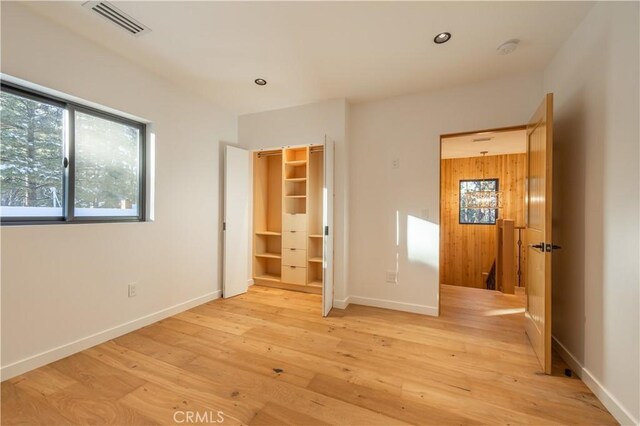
386, 271, 398, 284
392, 158, 400, 169
128, 283, 137, 298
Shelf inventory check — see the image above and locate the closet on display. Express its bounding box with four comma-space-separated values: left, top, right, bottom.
252, 145, 326, 294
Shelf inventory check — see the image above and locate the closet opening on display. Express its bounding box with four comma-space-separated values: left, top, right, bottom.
251, 144, 332, 315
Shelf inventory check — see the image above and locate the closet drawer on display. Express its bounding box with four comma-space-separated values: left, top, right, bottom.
282, 231, 306, 249
282, 248, 306, 267
283, 214, 307, 232
282, 265, 306, 285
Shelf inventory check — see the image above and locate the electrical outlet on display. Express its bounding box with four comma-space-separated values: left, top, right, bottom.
128, 283, 137, 298
392, 158, 400, 169
386, 271, 398, 284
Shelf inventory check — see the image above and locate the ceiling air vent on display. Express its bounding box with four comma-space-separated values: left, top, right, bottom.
83, 1, 151, 37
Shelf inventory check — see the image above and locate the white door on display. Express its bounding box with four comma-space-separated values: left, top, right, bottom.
322, 137, 335, 316
223, 145, 250, 298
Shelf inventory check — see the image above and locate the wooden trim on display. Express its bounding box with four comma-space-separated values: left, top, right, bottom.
254, 278, 322, 294
440, 124, 527, 139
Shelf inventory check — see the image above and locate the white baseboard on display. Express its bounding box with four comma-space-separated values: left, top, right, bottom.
553, 336, 638, 426
348, 295, 438, 316
1, 291, 220, 381
248, 278, 255, 286
333, 296, 350, 309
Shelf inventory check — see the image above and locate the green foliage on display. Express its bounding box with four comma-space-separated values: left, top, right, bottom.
460, 179, 498, 224
1, 90, 140, 212
74, 111, 139, 209
0, 91, 64, 207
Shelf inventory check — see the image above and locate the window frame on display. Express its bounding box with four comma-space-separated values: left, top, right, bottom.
1, 82, 146, 226
458, 178, 499, 225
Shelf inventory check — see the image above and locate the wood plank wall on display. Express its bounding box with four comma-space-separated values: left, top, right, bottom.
440, 153, 527, 288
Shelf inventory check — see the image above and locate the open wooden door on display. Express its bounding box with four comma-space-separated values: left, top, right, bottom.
322, 137, 335, 317
223, 145, 250, 298
525, 93, 554, 373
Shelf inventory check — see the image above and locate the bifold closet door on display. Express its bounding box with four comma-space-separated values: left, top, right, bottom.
223, 145, 250, 298
322, 137, 335, 317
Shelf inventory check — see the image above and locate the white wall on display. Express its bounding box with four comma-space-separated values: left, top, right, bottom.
0, 3, 237, 378
543, 3, 639, 424
238, 99, 350, 303
348, 72, 542, 314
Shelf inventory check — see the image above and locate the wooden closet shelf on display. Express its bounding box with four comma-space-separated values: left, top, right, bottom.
285, 178, 307, 182
285, 160, 307, 166
309, 234, 323, 238
309, 257, 322, 263
255, 274, 281, 283
255, 253, 281, 259
255, 231, 281, 236
285, 195, 307, 198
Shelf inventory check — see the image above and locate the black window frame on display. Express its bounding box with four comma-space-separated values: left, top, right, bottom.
1, 82, 146, 226
458, 178, 499, 225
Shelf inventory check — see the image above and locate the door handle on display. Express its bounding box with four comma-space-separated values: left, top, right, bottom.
529, 242, 562, 252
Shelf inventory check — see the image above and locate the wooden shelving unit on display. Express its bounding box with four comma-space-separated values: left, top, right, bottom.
254, 273, 281, 283
252, 145, 325, 294
256, 231, 281, 236
255, 253, 281, 259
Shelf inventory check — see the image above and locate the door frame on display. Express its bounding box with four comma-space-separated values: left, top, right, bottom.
437, 124, 528, 312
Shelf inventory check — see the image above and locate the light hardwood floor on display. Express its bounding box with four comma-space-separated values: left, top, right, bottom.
2, 285, 616, 425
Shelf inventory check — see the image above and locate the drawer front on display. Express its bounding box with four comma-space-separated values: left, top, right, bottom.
282, 248, 306, 267
282, 265, 306, 285
282, 231, 306, 249
283, 214, 307, 232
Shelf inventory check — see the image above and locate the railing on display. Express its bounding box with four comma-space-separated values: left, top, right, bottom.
495, 219, 516, 294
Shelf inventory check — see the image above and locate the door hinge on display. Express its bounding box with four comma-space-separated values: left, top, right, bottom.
324, 225, 329, 236
223, 222, 226, 231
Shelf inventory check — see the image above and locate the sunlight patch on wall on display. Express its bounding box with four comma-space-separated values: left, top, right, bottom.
407, 215, 438, 268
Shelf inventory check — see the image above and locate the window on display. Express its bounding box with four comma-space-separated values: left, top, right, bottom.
1, 83, 145, 224
459, 179, 499, 225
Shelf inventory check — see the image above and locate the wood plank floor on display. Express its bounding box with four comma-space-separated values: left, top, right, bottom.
2, 285, 616, 425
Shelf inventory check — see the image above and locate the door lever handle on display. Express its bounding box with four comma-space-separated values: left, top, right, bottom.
529, 242, 545, 251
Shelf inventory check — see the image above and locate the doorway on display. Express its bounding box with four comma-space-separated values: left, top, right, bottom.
439, 125, 527, 292
222, 140, 335, 318
437, 92, 555, 375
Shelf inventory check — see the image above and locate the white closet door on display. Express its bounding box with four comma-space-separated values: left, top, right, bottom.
223, 145, 250, 298
322, 137, 335, 317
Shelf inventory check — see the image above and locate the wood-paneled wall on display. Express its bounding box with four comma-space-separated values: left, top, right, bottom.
440, 153, 526, 288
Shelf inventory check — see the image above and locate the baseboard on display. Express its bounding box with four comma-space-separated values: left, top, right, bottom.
553, 336, 638, 426
348, 295, 438, 316
333, 296, 350, 309
248, 278, 255, 286
1, 290, 221, 381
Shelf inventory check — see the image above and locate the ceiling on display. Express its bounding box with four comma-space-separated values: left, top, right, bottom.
23, 1, 593, 115
441, 129, 526, 159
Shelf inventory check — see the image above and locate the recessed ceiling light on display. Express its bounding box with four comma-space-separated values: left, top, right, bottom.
254, 78, 267, 86
433, 32, 451, 44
